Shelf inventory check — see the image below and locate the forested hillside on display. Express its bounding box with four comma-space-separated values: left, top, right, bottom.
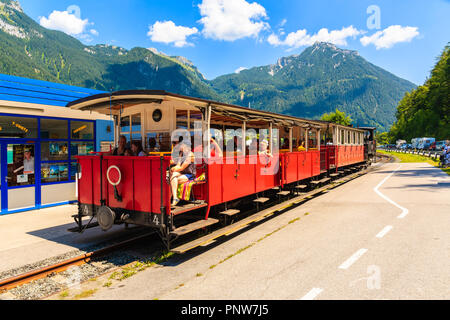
389, 44, 449, 141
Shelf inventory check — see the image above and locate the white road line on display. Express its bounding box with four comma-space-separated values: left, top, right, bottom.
300, 288, 323, 300
373, 165, 409, 219
339, 249, 368, 270
376, 225, 393, 238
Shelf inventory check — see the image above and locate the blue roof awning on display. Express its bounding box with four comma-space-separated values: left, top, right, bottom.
0, 73, 106, 107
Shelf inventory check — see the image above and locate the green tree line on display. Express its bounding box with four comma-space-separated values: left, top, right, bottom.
388, 43, 449, 142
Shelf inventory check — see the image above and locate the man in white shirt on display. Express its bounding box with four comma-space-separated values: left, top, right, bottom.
23, 149, 34, 174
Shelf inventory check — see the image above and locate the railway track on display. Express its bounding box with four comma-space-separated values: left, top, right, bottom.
1, 156, 393, 296
0, 232, 156, 293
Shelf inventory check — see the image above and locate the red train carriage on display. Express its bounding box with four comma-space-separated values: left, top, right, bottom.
68, 91, 368, 249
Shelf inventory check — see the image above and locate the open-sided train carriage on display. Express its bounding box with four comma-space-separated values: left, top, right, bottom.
68, 91, 369, 249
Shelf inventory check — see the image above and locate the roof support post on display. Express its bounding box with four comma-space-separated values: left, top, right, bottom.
242, 121, 247, 157
206, 104, 211, 160
289, 127, 293, 152
305, 128, 309, 152
318, 129, 321, 152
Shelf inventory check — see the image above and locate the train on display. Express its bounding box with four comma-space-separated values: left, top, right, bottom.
67, 90, 376, 249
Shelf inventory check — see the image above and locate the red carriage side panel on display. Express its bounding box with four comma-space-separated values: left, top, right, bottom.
106, 158, 135, 211
283, 152, 298, 184
207, 162, 223, 206
310, 151, 320, 177
255, 155, 280, 193
78, 156, 94, 205
221, 157, 256, 202
133, 159, 152, 213
150, 157, 171, 215
298, 152, 309, 180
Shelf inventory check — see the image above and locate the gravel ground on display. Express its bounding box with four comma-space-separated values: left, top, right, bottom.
0, 228, 162, 300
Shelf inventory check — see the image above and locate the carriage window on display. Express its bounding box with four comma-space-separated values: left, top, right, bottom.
189, 110, 203, 129
294, 127, 307, 151
340, 130, 344, 145
131, 114, 142, 143
176, 110, 188, 130
146, 132, 171, 153
308, 130, 318, 149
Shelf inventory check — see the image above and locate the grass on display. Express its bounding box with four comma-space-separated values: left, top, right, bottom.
73, 289, 97, 300
378, 150, 449, 175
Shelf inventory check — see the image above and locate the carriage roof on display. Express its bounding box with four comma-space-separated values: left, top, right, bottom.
67, 90, 364, 132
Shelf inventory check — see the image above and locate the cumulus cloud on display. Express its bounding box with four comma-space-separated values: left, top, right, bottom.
147, 20, 198, 47
90, 29, 99, 36
268, 26, 362, 49
40, 10, 90, 36
198, 0, 269, 41
360, 25, 419, 49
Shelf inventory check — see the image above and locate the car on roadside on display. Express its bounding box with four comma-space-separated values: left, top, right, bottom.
434, 140, 447, 151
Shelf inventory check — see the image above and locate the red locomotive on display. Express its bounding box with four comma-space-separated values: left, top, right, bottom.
68, 91, 375, 250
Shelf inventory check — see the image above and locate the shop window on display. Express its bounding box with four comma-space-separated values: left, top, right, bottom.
7, 144, 35, 187
41, 163, 69, 183
0, 116, 38, 139
41, 141, 68, 161
71, 121, 94, 140
71, 142, 95, 159
40, 119, 68, 139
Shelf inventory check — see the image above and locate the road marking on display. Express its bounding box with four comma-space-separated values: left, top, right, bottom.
300, 288, 323, 300
374, 165, 409, 219
339, 249, 368, 270
376, 225, 393, 238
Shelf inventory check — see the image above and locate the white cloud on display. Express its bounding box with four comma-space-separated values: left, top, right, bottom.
235, 67, 248, 73
90, 29, 99, 36
40, 10, 89, 36
360, 25, 419, 49
147, 20, 198, 47
198, 0, 269, 41
268, 26, 362, 49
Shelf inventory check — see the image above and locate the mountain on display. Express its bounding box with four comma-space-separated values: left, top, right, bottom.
0, 0, 220, 99
389, 43, 449, 141
210, 42, 416, 131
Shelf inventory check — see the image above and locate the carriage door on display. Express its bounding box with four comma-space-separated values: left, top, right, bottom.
1, 142, 37, 213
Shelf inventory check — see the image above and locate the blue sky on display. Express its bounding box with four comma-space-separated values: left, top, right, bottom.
19, 0, 450, 85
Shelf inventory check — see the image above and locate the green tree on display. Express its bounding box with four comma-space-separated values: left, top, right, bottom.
321, 108, 353, 126
389, 43, 449, 141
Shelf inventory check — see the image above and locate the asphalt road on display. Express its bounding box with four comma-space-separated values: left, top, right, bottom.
87, 162, 450, 300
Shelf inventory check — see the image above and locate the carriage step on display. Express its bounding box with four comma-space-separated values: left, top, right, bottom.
219, 209, 240, 217
272, 187, 280, 191
170, 218, 219, 237
330, 173, 340, 177
67, 222, 99, 232
277, 191, 290, 196
253, 197, 270, 203
295, 185, 308, 189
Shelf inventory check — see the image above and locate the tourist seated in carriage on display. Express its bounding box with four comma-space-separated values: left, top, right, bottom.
111, 135, 128, 156
169, 142, 196, 207
131, 141, 146, 156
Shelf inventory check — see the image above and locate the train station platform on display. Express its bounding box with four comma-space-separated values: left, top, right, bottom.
0, 203, 135, 274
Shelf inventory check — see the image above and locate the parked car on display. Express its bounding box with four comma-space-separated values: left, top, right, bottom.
417, 137, 435, 150
434, 140, 447, 151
